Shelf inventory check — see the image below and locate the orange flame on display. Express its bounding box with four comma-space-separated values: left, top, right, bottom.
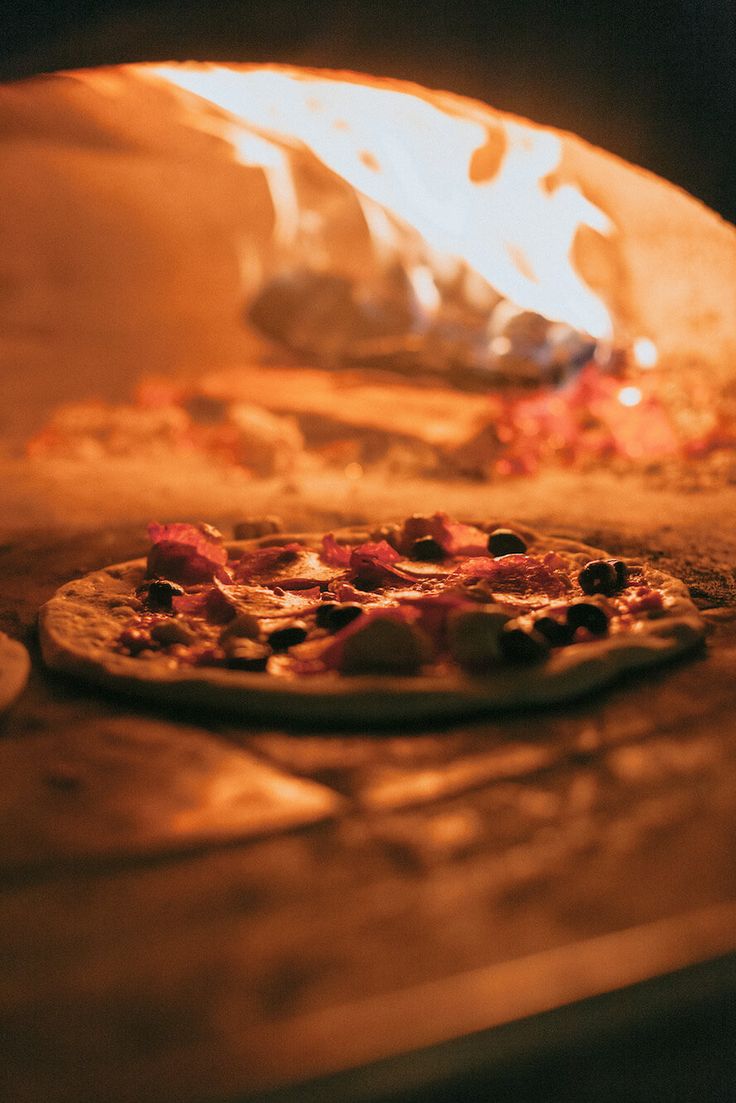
135, 63, 614, 341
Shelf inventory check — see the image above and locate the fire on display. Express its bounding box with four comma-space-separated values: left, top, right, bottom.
618, 386, 643, 407
132, 63, 614, 344
632, 338, 658, 369
15, 60, 736, 499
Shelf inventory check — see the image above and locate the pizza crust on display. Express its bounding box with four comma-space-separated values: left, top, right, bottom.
38, 525, 706, 725
0, 632, 30, 712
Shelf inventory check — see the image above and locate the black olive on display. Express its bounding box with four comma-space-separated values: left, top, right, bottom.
498, 625, 550, 663
534, 616, 574, 647
317, 603, 364, 632
488, 528, 527, 557
267, 623, 308, 651
578, 559, 619, 596
224, 638, 271, 671
315, 602, 338, 628
143, 578, 185, 611
567, 602, 609, 635
409, 536, 445, 562
609, 559, 629, 588
352, 575, 378, 592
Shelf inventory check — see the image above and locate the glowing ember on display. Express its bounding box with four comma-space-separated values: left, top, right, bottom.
633, 338, 658, 369
18, 62, 736, 490
27, 349, 736, 484
618, 386, 643, 407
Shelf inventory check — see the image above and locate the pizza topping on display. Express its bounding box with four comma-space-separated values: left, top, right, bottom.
194, 645, 227, 667
233, 543, 303, 581
146, 522, 230, 585
329, 581, 382, 605
141, 578, 185, 611
214, 582, 321, 621
487, 528, 528, 557
620, 586, 664, 615
223, 638, 271, 671
533, 615, 574, 647
393, 590, 473, 649
611, 560, 629, 588
338, 616, 430, 676
149, 619, 197, 646
173, 584, 235, 624
578, 559, 628, 596
315, 602, 338, 627
542, 550, 570, 572
449, 553, 568, 598
462, 582, 501, 604
351, 541, 401, 568
567, 601, 609, 635
316, 602, 364, 632
498, 624, 551, 663
238, 542, 356, 591
109, 513, 688, 682
119, 626, 154, 655
218, 612, 261, 641
267, 623, 309, 651
399, 513, 488, 557
348, 540, 416, 590
447, 608, 510, 672
409, 536, 445, 562
321, 533, 353, 567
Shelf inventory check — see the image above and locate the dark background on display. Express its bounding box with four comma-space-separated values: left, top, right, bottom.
1, 0, 735, 223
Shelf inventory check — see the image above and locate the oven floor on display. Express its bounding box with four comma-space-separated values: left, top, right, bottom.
1, 518, 736, 1103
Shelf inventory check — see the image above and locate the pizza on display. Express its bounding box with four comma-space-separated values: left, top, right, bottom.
0, 631, 30, 713
38, 514, 706, 724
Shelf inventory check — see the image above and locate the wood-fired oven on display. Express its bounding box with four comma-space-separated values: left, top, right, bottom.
1, 5, 736, 1102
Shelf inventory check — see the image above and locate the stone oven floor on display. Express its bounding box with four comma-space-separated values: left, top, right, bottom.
1, 497, 736, 1102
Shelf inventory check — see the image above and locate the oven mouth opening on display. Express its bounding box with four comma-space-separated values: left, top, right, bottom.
1, 61, 735, 531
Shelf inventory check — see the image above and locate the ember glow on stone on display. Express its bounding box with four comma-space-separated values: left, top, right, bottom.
633, 337, 658, 368
618, 386, 642, 407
